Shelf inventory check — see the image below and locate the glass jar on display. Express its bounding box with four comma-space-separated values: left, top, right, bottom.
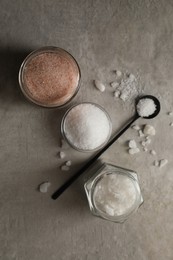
19, 46, 81, 108
61, 102, 112, 152
84, 162, 143, 223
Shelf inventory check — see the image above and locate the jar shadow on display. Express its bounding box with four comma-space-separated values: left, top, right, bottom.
0, 47, 32, 105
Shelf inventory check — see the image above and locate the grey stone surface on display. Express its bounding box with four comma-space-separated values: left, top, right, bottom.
0, 0, 173, 259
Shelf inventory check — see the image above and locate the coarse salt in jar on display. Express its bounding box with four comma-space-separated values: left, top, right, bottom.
84, 162, 143, 223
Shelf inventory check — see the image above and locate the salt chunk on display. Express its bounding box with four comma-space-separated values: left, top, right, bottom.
120, 92, 127, 101
143, 124, 156, 136
61, 165, 70, 171
94, 80, 105, 92
154, 160, 159, 167
169, 122, 173, 127
138, 130, 144, 137
114, 90, 120, 98
39, 182, 51, 193
65, 160, 72, 166
115, 70, 122, 77
143, 147, 148, 152
159, 159, 168, 168
132, 125, 140, 130
141, 141, 146, 147
168, 111, 173, 116
59, 151, 66, 159
145, 138, 151, 145
128, 148, 140, 155
128, 73, 135, 81
150, 150, 156, 155
111, 82, 119, 88
128, 140, 137, 148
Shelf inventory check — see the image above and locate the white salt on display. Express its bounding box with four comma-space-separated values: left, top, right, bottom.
114, 90, 121, 98
61, 165, 70, 171
65, 160, 72, 166
137, 98, 156, 117
154, 160, 159, 167
138, 130, 144, 137
63, 103, 111, 150
39, 182, 51, 193
159, 159, 168, 168
169, 122, 173, 127
150, 150, 156, 155
111, 82, 119, 88
59, 151, 66, 159
94, 80, 105, 92
143, 147, 148, 152
128, 140, 137, 148
93, 174, 137, 216
115, 70, 122, 77
132, 125, 140, 130
143, 124, 156, 136
168, 111, 173, 116
128, 147, 140, 155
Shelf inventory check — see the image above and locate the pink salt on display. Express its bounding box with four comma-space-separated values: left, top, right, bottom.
23, 51, 80, 106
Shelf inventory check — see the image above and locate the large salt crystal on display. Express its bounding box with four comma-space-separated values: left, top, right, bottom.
128, 148, 140, 155
128, 140, 137, 148
94, 80, 105, 92
39, 182, 51, 193
159, 159, 168, 168
143, 124, 156, 136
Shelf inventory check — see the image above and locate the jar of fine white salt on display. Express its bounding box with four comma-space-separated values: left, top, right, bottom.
84, 162, 143, 223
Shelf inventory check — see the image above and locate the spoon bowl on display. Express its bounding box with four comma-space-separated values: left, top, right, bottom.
136, 95, 161, 119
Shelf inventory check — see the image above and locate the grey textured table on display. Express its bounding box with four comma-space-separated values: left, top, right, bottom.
0, 1, 173, 260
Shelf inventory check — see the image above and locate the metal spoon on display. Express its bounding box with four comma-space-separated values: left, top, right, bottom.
52, 95, 160, 200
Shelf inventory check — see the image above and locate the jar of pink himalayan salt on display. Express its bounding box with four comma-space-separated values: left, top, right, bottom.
19, 47, 81, 108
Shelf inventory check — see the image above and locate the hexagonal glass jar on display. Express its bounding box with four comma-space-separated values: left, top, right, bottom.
84, 162, 143, 223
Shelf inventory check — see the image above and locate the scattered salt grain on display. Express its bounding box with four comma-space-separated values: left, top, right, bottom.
128, 73, 135, 81
61, 165, 70, 171
128, 148, 140, 155
115, 70, 122, 77
128, 140, 137, 148
110, 82, 119, 88
154, 160, 159, 167
137, 98, 156, 117
65, 160, 72, 167
59, 151, 66, 159
94, 80, 105, 92
168, 111, 173, 116
132, 125, 140, 130
159, 159, 168, 168
143, 147, 148, 152
39, 182, 51, 193
150, 150, 156, 155
141, 141, 146, 147
145, 138, 151, 145
93, 173, 137, 216
63, 103, 111, 150
169, 122, 173, 127
143, 124, 156, 136
138, 130, 144, 137
114, 90, 120, 98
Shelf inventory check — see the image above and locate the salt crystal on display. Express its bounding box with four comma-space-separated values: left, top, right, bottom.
128, 73, 135, 81
94, 80, 105, 92
168, 111, 173, 116
159, 159, 168, 168
93, 173, 137, 216
132, 125, 140, 130
63, 103, 111, 150
169, 122, 173, 127
39, 182, 51, 193
138, 130, 144, 137
114, 90, 120, 98
65, 160, 72, 166
128, 148, 140, 155
110, 82, 119, 88
59, 151, 66, 159
61, 165, 70, 171
137, 98, 156, 117
141, 141, 146, 147
150, 150, 156, 155
154, 160, 159, 167
143, 147, 148, 152
143, 124, 156, 136
115, 70, 122, 77
145, 138, 151, 145
145, 136, 150, 140
128, 140, 137, 148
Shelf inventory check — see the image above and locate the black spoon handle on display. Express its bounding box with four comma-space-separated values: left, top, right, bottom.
52, 114, 139, 200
